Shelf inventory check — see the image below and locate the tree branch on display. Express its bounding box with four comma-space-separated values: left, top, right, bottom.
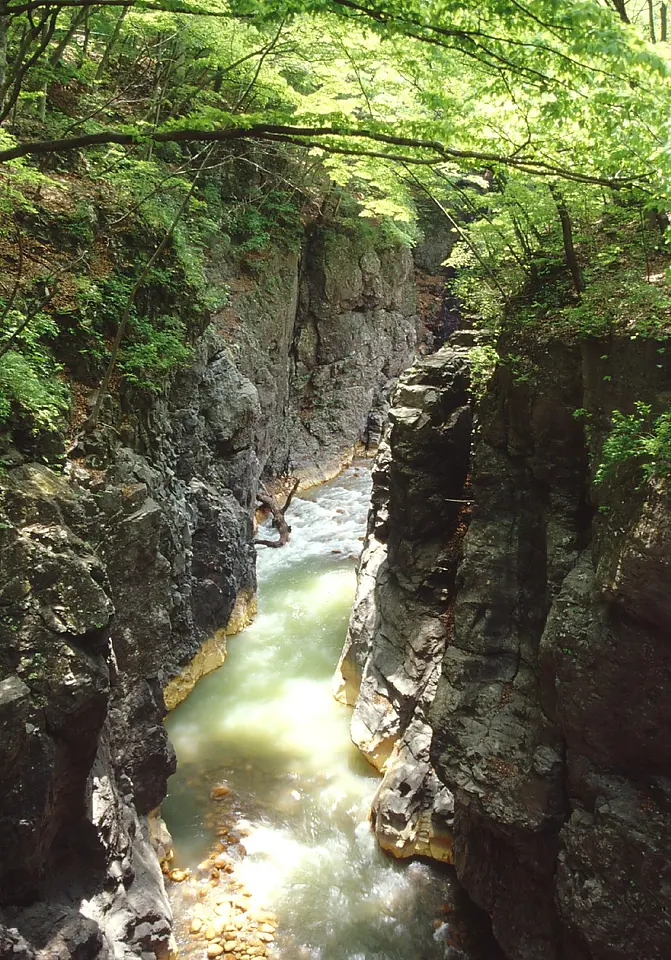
254, 477, 300, 548
0, 122, 644, 188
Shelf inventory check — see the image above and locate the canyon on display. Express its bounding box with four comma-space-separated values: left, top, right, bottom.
0, 224, 423, 959
1, 212, 670, 960
341, 331, 671, 960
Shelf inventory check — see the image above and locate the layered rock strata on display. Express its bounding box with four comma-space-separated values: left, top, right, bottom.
0, 226, 421, 958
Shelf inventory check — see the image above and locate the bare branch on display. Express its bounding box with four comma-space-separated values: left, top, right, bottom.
254, 477, 300, 548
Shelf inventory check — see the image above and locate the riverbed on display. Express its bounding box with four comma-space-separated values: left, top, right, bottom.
162, 465, 499, 960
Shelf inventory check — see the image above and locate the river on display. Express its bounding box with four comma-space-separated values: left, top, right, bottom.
162, 464, 500, 960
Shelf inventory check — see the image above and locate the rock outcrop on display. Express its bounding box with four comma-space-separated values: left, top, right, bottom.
335, 334, 475, 861
0, 225, 421, 958
0, 336, 259, 958
342, 329, 671, 960
431, 335, 671, 960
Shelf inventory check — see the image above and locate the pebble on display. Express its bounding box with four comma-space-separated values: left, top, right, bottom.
207, 945, 224, 958
224, 940, 237, 951
169, 869, 189, 883
190, 918, 203, 934
211, 785, 232, 800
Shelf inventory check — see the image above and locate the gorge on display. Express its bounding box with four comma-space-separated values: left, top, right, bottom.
1, 1, 671, 958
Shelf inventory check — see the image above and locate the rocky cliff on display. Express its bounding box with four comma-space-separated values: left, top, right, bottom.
334, 335, 475, 862
0, 225, 421, 959
340, 331, 671, 960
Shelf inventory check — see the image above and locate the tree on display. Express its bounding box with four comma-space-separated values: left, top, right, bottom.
0, 0, 667, 197
1, 0, 670, 437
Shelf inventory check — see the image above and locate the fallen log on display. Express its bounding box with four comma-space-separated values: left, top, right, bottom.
254, 476, 300, 547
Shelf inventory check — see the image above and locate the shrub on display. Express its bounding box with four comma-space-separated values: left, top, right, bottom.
0, 349, 69, 432
595, 401, 671, 484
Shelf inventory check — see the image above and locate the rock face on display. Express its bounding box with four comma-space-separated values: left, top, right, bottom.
343, 330, 671, 960
431, 336, 671, 960
221, 228, 420, 485
0, 337, 258, 959
0, 226, 421, 958
335, 335, 474, 861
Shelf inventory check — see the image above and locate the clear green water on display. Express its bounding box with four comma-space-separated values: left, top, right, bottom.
163, 466, 498, 960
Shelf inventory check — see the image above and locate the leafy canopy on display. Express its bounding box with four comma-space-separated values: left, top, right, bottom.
1, 0, 671, 437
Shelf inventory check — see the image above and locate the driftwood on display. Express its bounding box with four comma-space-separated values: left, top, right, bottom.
254, 477, 300, 547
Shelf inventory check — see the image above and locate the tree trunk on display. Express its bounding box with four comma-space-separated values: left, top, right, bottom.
661, 2, 668, 40
551, 186, 585, 296
611, 0, 630, 23
649, 0, 657, 40
0, 9, 58, 124
0, 14, 9, 110
50, 6, 88, 66
255, 479, 300, 548
95, 6, 128, 79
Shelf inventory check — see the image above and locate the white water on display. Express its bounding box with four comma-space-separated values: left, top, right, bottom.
163, 465, 496, 960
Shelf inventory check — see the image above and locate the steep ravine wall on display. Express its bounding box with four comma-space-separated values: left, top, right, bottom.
0, 227, 421, 959
340, 332, 671, 960
334, 334, 476, 861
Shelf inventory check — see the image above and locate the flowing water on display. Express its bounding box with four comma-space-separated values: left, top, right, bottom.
163, 465, 499, 960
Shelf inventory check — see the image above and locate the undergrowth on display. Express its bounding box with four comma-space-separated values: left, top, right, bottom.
596, 402, 671, 485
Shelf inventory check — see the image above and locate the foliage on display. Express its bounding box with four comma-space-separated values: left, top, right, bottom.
1, 0, 671, 445
0, 311, 70, 432
443, 178, 671, 345
595, 402, 671, 484
467, 344, 499, 399
118, 314, 193, 391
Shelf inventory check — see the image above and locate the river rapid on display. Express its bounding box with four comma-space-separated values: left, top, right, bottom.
162, 465, 499, 960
